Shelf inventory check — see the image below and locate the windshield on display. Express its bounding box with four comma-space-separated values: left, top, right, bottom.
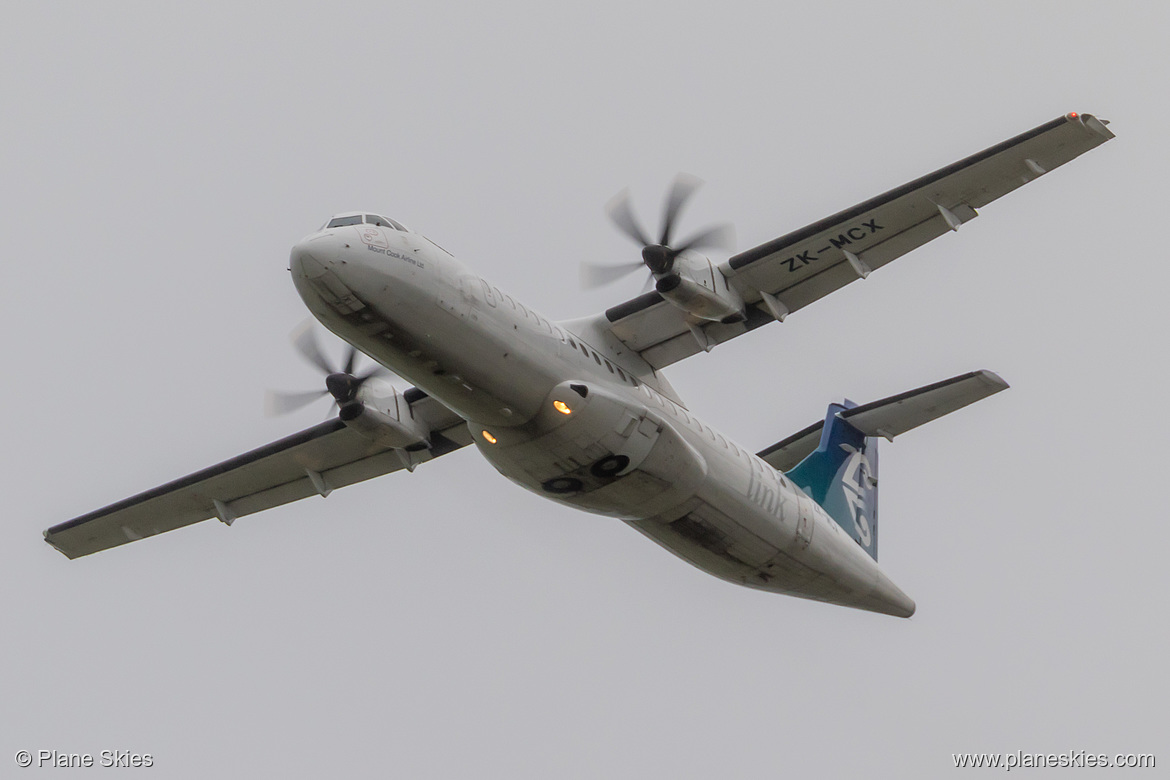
324, 213, 408, 231
364, 214, 408, 231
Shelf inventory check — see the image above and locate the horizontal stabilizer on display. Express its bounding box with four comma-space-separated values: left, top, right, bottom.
758, 370, 1008, 471
841, 370, 1009, 439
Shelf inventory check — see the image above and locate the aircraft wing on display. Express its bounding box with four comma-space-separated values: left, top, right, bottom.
605, 113, 1114, 369
43, 392, 471, 559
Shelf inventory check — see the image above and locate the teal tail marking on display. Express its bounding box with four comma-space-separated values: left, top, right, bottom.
785, 401, 880, 560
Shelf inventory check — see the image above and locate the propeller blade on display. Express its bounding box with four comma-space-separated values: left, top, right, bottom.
291, 321, 334, 375
640, 270, 656, 294
605, 188, 651, 247
343, 345, 358, 376
660, 173, 702, 247
265, 388, 329, 417
355, 363, 391, 384
579, 260, 646, 290
675, 223, 735, 254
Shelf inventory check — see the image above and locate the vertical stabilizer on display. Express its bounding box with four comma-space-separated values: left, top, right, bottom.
785, 402, 880, 560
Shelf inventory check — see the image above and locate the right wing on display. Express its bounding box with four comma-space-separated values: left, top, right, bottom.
44, 391, 471, 559
605, 113, 1114, 369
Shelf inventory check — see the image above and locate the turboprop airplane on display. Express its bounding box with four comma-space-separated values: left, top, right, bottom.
44, 112, 1114, 617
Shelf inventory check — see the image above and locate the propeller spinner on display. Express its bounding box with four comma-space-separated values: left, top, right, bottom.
581, 173, 734, 290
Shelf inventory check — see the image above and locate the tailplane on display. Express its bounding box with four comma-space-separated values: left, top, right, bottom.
763, 370, 1010, 561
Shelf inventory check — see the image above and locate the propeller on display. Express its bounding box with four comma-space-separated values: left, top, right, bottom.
580, 173, 734, 290
265, 322, 392, 417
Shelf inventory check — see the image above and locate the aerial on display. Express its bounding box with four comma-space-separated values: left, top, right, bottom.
3, 3, 1164, 778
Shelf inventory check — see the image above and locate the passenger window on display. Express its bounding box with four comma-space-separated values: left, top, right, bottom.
479, 280, 497, 307
593, 353, 602, 366
603, 359, 614, 374
615, 366, 626, 381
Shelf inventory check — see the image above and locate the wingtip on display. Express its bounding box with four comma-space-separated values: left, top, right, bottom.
976, 369, 1010, 391
42, 532, 75, 559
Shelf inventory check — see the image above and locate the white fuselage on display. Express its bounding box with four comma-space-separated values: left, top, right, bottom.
290, 223, 915, 617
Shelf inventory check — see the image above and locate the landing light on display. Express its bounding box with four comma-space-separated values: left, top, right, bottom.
553, 400, 572, 415
481, 430, 497, 444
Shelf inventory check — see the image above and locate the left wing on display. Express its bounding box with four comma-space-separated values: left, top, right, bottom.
44, 391, 471, 559
605, 112, 1114, 369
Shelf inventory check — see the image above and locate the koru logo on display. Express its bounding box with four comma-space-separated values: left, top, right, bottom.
359, 227, 389, 249
839, 445, 873, 547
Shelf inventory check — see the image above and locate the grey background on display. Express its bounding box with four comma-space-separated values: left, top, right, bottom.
2, 2, 1164, 777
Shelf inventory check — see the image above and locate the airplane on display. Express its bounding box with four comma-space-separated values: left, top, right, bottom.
44, 112, 1114, 617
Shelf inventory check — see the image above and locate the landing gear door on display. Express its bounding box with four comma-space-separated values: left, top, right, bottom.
612, 412, 662, 474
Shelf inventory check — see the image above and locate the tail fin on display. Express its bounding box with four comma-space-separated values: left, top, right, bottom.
786, 403, 880, 560
770, 370, 1010, 562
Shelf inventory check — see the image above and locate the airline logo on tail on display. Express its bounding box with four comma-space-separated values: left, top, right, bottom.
838, 444, 873, 548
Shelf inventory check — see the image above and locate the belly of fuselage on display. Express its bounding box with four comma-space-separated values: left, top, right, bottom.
470, 381, 708, 520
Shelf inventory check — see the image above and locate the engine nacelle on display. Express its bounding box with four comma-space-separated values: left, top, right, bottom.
656, 254, 745, 323
339, 382, 431, 450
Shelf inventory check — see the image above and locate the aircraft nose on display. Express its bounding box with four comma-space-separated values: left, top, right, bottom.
290, 233, 341, 280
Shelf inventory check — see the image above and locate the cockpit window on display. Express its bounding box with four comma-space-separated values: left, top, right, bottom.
365, 214, 408, 231
323, 213, 409, 231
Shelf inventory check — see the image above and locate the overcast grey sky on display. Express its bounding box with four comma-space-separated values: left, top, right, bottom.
2, 2, 1165, 777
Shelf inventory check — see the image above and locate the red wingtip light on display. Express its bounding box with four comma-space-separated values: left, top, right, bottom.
1068, 111, 1079, 119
